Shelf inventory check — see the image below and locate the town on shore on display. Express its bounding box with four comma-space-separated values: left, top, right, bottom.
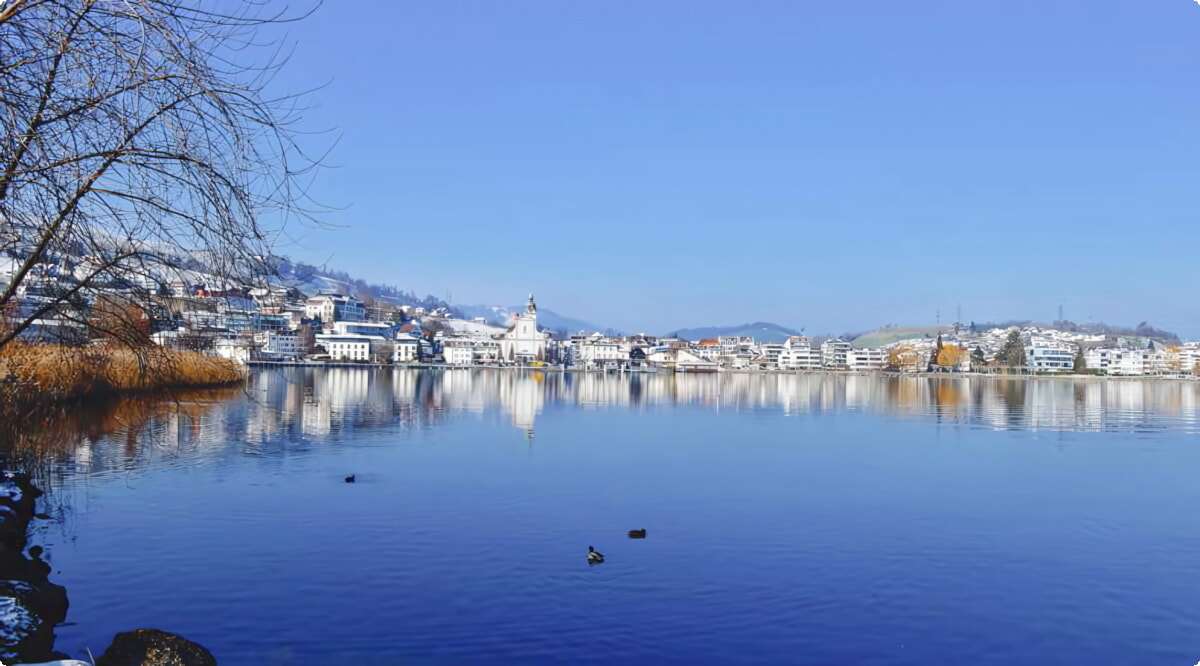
130, 288, 1200, 379
8, 270, 1200, 378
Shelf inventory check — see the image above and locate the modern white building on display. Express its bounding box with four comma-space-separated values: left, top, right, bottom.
257, 330, 300, 359
1084, 347, 1149, 375
393, 338, 419, 363
316, 334, 372, 361
846, 347, 888, 371
757, 342, 785, 367
780, 336, 822, 371
442, 338, 475, 365
691, 340, 722, 361
821, 339, 851, 370
1026, 345, 1076, 373
304, 294, 365, 324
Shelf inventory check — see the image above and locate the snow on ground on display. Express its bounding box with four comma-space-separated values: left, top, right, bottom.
443, 319, 507, 337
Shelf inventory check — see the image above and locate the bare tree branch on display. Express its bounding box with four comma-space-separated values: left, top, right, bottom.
0, 0, 328, 360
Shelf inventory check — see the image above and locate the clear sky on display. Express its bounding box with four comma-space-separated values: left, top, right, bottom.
269, 1, 1200, 337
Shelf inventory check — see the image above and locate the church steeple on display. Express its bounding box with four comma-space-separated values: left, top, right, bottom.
526, 293, 537, 314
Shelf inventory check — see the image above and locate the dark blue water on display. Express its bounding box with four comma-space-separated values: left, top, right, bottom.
29, 370, 1200, 665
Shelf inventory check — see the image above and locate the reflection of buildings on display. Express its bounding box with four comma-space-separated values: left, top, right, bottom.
46, 372, 1200, 477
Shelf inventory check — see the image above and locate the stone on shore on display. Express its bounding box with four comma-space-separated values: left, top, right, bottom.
0, 471, 68, 663
95, 629, 217, 666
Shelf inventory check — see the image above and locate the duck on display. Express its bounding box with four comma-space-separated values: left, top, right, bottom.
587, 546, 604, 565
344, 474, 356, 483
627, 529, 647, 539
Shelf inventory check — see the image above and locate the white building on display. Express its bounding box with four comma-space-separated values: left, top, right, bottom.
257, 330, 300, 359
1026, 344, 1076, 373
757, 342, 785, 367
331, 321, 393, 337
577, 339, 623, 366
1084, 347, 1150, 376
691, 340, 723, 361
442, 338, 475, 365
781, 336, 822, 371
821, 339, 851, 370
498, 295, 550, 364
304, 294, 366, 324
1112, 350, 1149, 376
647, 348, 719, 372
214, 337, 253, 364
1084, 348, 1114, 374
393, 338, 419, 363
846, 347, 887, 371
316, 334, 372, 362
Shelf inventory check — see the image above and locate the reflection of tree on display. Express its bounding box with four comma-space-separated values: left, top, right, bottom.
8, 371, 1200, 491
935, 380, 962, 408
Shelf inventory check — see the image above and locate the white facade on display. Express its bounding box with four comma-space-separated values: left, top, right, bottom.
393, 338, 419, 363
257, 331, 300, 358
821, 339, 851, 369
499, 295, 550, 363
1084, 348, 1115, 373
757, 343, 785, 367
846, 348, 887, 371
1026, 345, 1076, 373
332, 321, 393, 337
692, 342, 722, 361
781, 336, 822, 370
1084, 348, 1150, 376
214, 338, 253, 364
443, 339, 475, 365
304, 294, 366, 324
317, 334, 372, 361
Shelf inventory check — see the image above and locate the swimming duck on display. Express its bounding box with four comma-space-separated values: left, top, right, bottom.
344, 474, 356, 483
627, 529, 647, 539
587, 546, 604, 564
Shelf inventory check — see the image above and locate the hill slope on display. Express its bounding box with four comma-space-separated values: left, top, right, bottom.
850, 326, 950, 349
665, 322, 802, 343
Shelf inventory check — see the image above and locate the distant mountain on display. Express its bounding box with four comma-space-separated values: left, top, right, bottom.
456, 304, 604, 334
665, 322, 803, 343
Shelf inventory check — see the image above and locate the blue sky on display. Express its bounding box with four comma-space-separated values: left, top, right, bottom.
270, 1, 1200, 337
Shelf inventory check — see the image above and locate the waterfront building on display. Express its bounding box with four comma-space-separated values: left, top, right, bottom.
821, 339, 852, 370
498, 295, 550, 364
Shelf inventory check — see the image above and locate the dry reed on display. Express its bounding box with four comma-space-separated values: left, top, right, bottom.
0, 342, 245, 403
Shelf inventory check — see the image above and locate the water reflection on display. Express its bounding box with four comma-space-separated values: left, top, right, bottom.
9, 370, 1200, 479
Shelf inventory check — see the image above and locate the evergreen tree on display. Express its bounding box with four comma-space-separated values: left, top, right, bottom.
971, 346, 986, 366
997, 330, 1025, 367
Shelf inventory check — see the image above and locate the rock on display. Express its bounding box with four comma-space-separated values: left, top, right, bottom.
95, 629, 217, 666
0, 593, 42, 662
0, 470, 70, 663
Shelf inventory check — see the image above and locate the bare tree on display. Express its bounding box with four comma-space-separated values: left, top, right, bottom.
0, 0, 326, 352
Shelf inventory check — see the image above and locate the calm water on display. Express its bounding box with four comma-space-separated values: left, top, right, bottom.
19, 369, 1200, 665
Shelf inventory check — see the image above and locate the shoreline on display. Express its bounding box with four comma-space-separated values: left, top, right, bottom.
245, 361, 1200, 382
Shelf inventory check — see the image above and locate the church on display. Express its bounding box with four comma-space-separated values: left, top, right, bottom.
498, 294, 551, 364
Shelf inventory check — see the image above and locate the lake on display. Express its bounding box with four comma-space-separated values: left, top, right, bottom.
15, 369, 1200, 665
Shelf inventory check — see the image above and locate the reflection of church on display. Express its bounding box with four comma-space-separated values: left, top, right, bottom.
498, 295, 551, 364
